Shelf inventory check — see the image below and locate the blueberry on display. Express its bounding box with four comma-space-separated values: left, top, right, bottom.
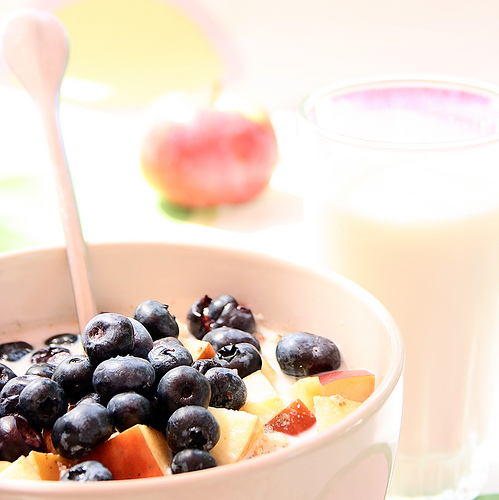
0, 341, 33, 362
165, 406, 220, 453
129, 317, 154, 359
207, 294, 238, 323
25, 363, 56, 379
0, 376, 37, 398
211, 304, 256, 334
147, 343, 193, 380
157, 365, 211, 415
187, 295, 256, 338
0, 363, 17, 391
186, 295, 212, 339
92, 355, 156, 401
51, 402, 114, 460
0, 414, 44, 461
45, 333, 79, 347
148, 397, 168, 431
191, 357, 222, 375
75, 392, 103, 407
52, 355, 94, 403
275, 331, 341, 378
171, 449, 217, 474
0, 375, 40, 416
82, 313, 135, 366
19, 378, 68, 429
134, 300, 179, 340
30, 346, 71, 365
202, 327, 260, 352
214, 342, 262, 379
205, 367, 247, 410
153, 336, 183, 348
60, 460, 113, 481
107, 392, 154, 432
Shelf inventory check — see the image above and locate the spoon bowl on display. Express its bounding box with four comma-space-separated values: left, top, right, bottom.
0, 8, 97, 330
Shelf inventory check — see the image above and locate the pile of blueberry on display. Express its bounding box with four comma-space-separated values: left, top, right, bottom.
0, 293, 341, 481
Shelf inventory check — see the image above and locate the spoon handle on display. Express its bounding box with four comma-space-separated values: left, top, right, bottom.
45, 90, 98, 332
0, 9, 97, 331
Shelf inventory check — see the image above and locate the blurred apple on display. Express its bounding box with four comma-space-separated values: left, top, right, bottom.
139, 91, 279, 208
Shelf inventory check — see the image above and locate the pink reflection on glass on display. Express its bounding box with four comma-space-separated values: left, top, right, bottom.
313, 85, 499, 144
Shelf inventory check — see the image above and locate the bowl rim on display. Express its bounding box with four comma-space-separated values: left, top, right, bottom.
0, 240, 404, 494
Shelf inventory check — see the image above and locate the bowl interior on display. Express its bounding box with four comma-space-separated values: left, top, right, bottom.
0, 241, 400, 376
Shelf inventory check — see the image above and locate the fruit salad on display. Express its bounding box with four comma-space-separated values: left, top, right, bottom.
0, 294, 375, 481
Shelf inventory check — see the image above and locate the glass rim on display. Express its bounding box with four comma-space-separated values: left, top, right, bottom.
297, 75, 499, 152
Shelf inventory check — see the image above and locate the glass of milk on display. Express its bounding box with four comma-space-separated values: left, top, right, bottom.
297, 77, 499, 500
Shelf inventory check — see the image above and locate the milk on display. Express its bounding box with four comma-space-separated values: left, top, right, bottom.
299, 79, 499, 497
305, 152, 499, 496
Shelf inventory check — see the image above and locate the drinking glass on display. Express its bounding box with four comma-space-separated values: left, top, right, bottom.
297, 76, 499, 499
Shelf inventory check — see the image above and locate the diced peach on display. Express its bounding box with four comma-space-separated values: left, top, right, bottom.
241, 370, 285, 423
289, 376, 323, 411
208, 407, 263, 465
260, 358, 279, 387
180, 337, 215, 361
314, 395, 362, 432
251, 430, 289, 457
265, 398, 316, 436
290, 370, 375, 411
0, 461, 12, 473
0, 455, 41, 480
26, 451, 74, 481
319, 370, 375, 402
83, 424, 171, 479
42, 428, 58, 454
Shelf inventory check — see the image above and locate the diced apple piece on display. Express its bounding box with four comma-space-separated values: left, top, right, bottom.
208, 407, 263, 465
84, 424, 171, 479
181, 337, 215, 361
0, 455, 41, 480
314, 395, 362, 432
289, 376, 323, 411
26, 451, 74, 481
319, 370, 375, 403
265, 398, 316, 436
241, 370, 285, 423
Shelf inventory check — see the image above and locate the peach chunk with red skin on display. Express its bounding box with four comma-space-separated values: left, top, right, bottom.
318, 369, 375, 402
180, 337, 216, 361
83, 424, 170, 480
289, 369, 375, 411
265, 398, 316, 436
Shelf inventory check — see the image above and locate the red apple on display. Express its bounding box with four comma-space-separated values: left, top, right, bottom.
139, 91, 279, 208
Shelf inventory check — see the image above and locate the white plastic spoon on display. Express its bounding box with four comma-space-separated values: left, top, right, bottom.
0, 8, 97, 331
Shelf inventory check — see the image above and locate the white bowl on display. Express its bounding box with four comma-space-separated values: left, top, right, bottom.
0, 241, 404, 500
